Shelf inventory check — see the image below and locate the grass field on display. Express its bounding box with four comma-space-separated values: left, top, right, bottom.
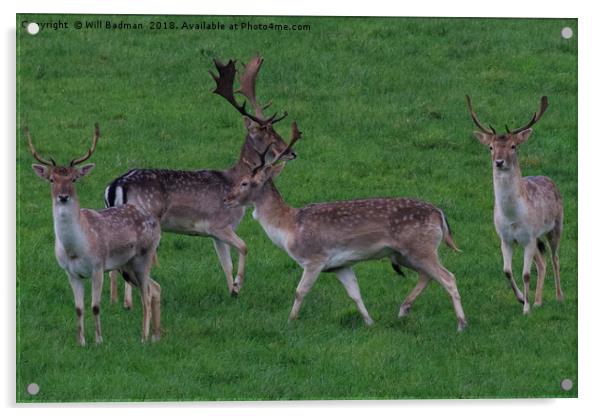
16, 15, 577, 401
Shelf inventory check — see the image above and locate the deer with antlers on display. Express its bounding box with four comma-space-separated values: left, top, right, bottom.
28, 124, 162, 345
105, 54, 296, 307
466, 96, 564, 314
224, 122, 467, 331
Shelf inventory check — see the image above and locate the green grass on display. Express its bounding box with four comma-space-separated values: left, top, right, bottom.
16, 15, 577, 401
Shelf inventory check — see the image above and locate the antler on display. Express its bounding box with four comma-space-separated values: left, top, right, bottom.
236, 55, 266, 119
211, 54, 287, 125
271, 121, 302, 165
508, 96, 549, 134
70, 123, 100, 166
25, 127, 56, 166
466, 95, 496, 135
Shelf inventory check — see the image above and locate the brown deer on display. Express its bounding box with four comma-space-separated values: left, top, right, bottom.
467, 96, 564, 313
28, 124, 162, 345
224, 122, 467, 331
105, 55, 296, 307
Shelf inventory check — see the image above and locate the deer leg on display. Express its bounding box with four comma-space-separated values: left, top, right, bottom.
421, 260, 467, 331
548, 226, 564, 302
128, 259, 153, 343
212, 239, 235, 295
123, 281, 133, 310
213, 229, 247, 297
138, 279, 152, 342
67, 272, 86, 346
109, 270, 119, 304
110, 270, 133, 309
149, 278, 162, 342
398, 273, 430, 318
533, 250, 547, 307
501, 239, 525, 304
289, 266, 322, 322
334, 267, 374, 325
91, 270, 104, 345
521, 241, 538, 315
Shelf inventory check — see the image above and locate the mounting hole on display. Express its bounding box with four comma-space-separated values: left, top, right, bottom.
27, 383, 40, 395
26, 22, 40, 35
560, 378, 573, 391
561, 27, 573, 39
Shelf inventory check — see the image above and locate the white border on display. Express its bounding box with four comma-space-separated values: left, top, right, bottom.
3, 1, 600, 415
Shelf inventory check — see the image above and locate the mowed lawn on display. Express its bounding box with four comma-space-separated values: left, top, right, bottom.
16, 15, 577, 401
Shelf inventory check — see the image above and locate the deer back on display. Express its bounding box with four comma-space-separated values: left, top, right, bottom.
105, 168, 246, 231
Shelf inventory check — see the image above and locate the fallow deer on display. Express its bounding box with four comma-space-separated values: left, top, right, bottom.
105, 55, 297, 307
224, 122, 467, 331
28, 124, 162, 345
467, 96, 564, 313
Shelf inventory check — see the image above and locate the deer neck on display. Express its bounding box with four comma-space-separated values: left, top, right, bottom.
225, 139, 257, 180
251, 180, 296, 240
492, 163, 526, 219
52, 196, 88, 255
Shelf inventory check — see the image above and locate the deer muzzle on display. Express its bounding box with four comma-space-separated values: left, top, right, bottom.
57, 194, 71, 204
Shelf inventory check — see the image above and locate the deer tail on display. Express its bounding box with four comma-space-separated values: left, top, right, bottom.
440, 210, 461, 252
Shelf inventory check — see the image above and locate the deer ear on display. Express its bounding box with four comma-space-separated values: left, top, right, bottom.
32, 164, 50, 181
76, 163, 95, 179
473, 131, 492, 146
268, 163, 286, 179
515, 128, 533, 145
243, 116, 260, 132
244, 117, 267, 155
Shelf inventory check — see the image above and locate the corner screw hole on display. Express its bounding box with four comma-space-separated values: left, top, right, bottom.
27, 383, 39, 395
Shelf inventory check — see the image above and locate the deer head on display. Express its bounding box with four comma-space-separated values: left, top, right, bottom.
224, 121, 302, 208
28, 123, 99, 205
211, 54, 297, 169
467, 96, 548, 171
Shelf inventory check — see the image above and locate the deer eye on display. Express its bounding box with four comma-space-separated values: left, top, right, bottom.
511, 144, 516, 149
241, 181, 249, 187
49, 178, 54, 183
489, 145, 493, 151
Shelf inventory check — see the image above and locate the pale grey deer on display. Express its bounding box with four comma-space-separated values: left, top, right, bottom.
467, 96, 564, 313
28, 124, 161, 345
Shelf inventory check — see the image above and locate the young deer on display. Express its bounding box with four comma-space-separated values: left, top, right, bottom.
224, 122, 467, 331
28, 124, 162, 345
105, 55, 296, 307
467, 96, 564, 314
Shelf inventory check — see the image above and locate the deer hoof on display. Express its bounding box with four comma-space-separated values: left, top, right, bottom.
364, 317, 375, 326
151, 334, 161, 343
398, 304, 411, 318
230, 283, 240, 298
457, 319, 468, 332
523, 303, 531, 314
515, 293, 525, 305
557, 292, 565, 302
534, 300, 543, 307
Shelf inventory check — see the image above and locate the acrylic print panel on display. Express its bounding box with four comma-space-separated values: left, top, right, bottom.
16, 14, 577, 402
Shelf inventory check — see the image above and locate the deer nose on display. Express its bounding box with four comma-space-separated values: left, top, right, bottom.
57, 194, 70, 203
495, 159, 505, 168
289, 150, 297, 160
